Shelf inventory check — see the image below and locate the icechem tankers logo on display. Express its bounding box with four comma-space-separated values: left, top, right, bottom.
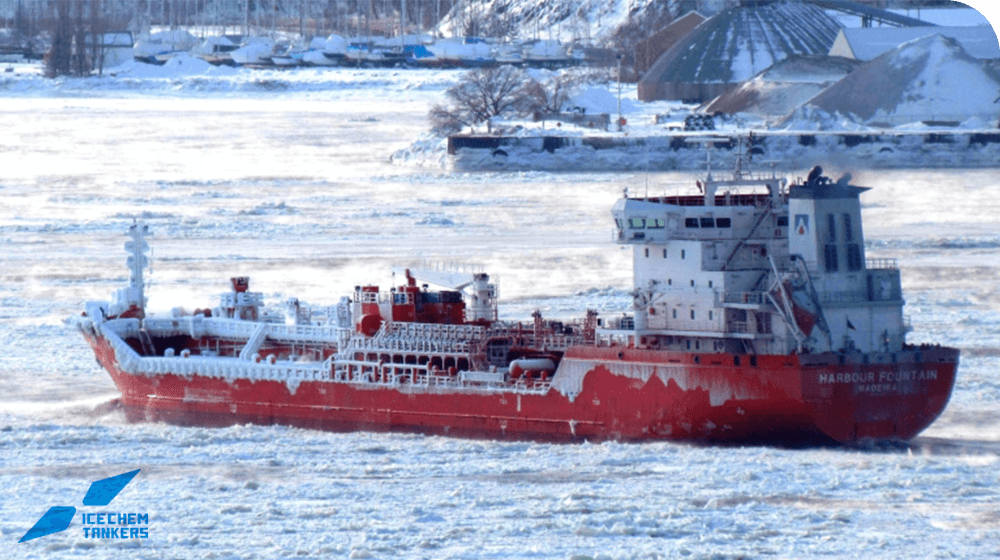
19, 469, 146, 543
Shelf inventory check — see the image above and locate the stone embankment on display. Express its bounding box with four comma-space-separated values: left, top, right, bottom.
446, 131, 1000, 171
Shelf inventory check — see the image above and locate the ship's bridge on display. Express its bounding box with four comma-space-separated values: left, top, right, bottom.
613, 177, 786, 245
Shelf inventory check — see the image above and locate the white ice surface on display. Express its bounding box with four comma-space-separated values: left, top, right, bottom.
0, 65, 998, 560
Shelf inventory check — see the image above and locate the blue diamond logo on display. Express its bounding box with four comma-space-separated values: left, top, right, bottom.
82, 469, 141, 506
19, 506, 76, 543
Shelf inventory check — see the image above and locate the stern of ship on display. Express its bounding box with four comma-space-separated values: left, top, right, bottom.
800, 345, 959, 444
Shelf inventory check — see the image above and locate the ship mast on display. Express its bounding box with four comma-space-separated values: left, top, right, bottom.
124, 221, 151, 318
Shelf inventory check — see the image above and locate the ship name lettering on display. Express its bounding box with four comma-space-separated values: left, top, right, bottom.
855, 383, 900, 394
818, 372, 875, 384
878, 369, 937, 383
819, 369, 938, 386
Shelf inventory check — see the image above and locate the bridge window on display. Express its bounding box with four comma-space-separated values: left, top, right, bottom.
662, 249, 667, 258
716, 218, 731, 228
681, 250, 686, 259
629, 218, 646, 229
708, 310, 714, 320
826, 214, 837, 242
847, 243, 862, 271
843, 213, 854, 242
648, 218, 665, 229
685, 218, 699, 228
690, 309, 696, 319
615, 218, 623, 229
825, 244, 839, 272
700, 217, 715, 228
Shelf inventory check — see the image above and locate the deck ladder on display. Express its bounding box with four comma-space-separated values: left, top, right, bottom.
239, 323, 269, 361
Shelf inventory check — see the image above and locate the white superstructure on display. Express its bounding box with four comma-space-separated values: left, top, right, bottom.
612, 150, 905, 357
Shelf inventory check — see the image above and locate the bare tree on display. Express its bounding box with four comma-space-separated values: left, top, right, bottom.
73, 0, 87, 76
12, 0, 39, 54
523, 69, 585, 114
430, 65, 532, 134
428, 102, 468, 135
45, 1, 73, 78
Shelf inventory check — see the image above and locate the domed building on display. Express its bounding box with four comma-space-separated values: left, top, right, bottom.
638, 1, 842, 102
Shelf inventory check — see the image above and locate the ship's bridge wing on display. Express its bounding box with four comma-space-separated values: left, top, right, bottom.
612, 198, 676, 244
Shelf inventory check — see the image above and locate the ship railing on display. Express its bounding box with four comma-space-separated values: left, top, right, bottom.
332, 359, 429, 385
215, 320, 352, 345
147, 355, 331, 383
510, 378, 551, 393
866, 258, 898, 270
459, 370, 506, 385
517, 333, 580, 351
344, 335, 472, 355
722, 291, 766, 305
423, 373, 462, 388
143, 316, 352, 346
615, 228, 751, 244
644, 320, 725, 334
99, 320, 143, 372
479, 326, 585, 350
143, 317, 250, 339
727, 321, 750, 334
596, 331, 634, 348
724, 321, 772, 335
381, 321, 486, 342
102, 317, 142, 338
331, 356, 550, 394
99, 321, 334, 383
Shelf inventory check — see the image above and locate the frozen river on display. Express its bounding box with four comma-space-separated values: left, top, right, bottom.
1, 70, 998, 559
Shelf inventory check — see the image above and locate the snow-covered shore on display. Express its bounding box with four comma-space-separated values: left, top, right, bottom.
3, 47, 1000, 560
6, 31, 999, 174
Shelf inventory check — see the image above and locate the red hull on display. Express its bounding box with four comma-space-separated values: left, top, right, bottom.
85, 332, 958, 445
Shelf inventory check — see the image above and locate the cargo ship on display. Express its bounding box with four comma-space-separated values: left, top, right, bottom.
77, 157, 958, 445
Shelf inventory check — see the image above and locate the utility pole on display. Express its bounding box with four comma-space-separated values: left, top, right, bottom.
616, 53, 623, 131
400, 0, 406, 46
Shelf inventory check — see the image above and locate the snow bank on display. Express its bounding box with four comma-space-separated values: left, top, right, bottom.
567, 86, 635, 115
390, 134, 449, 168
107, 54, 236, 78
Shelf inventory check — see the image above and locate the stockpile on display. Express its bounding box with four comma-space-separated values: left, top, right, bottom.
798, 34, 1000, 126
704, 55, 860, 118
